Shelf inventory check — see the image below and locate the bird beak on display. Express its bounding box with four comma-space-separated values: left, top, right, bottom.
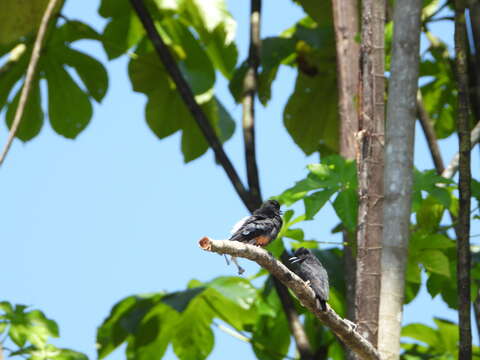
289, 256, 302, 264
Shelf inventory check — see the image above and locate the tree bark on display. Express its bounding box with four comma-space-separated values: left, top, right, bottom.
355, 0, 385, 347
454, 2, 472, 358
241, 0, 262, 207
378, 1, 422, 359
331, 0, 360, 357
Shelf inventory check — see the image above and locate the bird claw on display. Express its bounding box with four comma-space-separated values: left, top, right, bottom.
344, 319, 357, 332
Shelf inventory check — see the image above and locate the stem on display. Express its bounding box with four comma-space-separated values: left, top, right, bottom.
0, 0, 61, 166
454, 2, 472, 358
242, 0, 262, 207
129, 0, 256, 212
416, 91, 445, 173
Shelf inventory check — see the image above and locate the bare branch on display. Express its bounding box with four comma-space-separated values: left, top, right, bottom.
129, 0, 257, 212
416, 92, 445, 174
241, 0, 262, 206
199, 237, 381, 360
454, 2, 472, 358
0, 0, 61, 166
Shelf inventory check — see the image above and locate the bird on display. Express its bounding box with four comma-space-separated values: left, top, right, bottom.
227, 199, 283, 274
289, 247, 329, 311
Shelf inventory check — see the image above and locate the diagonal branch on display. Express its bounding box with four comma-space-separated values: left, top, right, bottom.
241, 0, 262, 207
416, 91, 445, 174
199, 237, 381, 360
0, 0, 61, 166
129, 0, 256, 212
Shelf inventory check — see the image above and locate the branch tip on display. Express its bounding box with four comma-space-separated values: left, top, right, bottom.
199, 236, 212, 250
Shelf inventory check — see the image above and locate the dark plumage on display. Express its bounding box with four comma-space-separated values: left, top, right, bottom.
226, 200, 282, 274
229, 200, 283, 246
289, 247, 329, 311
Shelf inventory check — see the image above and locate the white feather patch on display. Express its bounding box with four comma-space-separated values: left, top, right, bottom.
230, 216, 249, 234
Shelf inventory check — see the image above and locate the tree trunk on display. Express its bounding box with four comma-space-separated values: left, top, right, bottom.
378, 0, 422, 358
331, 0, 360, 357
355, 0, 385, 348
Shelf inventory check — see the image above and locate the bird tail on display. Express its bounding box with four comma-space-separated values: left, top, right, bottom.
318, 298, 327, 311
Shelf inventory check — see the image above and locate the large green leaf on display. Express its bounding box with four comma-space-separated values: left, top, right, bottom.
171, 295, 215, 360
0, 46, 29, 111
402, 323, 439, 347
44, 59, 93, 138
102, 12, 144, 59
284, 71, 338, 155
304, 189, 335, 220
97, 295, 163, 359
332, 189, 358, 233
55, 47, 108, 102
6, 80, 43, 141
420, 249, 450, 277
161, 18, 215, 95
125, 303, 179, 360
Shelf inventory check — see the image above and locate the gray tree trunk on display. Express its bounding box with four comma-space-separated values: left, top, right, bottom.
378, 0, 422, 359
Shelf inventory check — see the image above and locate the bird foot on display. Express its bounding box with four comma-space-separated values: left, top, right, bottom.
344, 319, 357, 332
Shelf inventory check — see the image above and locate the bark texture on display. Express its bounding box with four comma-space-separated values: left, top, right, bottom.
242, 0, 262, 206
199, 237, 381, 360
454, 2, 472, 358
355, 0, 385, 347
331, 1, 360, 350
378, 1, 422, 359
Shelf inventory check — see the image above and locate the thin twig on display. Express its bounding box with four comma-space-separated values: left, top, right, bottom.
129, 0, 257, 212
0, 0, 61, 166
454, 2, 472, 358
417, 91, 445, 173
241, 0, 262, 207
199, 237, 381, 360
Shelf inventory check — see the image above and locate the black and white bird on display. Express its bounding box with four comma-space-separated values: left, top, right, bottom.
227, 200, 283, 274
290, 247, 329, 311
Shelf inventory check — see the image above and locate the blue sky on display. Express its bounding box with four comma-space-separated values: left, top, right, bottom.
1, 1, 479, 359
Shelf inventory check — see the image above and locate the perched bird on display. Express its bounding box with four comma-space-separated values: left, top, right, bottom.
227, 200, 283, 274
289, 247, 329, 311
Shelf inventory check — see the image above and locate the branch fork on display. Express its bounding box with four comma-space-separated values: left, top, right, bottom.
198, 237, 381, 360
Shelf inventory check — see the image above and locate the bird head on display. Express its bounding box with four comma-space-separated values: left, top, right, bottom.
289, 247, 312, 264
254, 199, 281, 217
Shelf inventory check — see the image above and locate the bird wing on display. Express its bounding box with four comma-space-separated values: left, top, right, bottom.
229, 216, 274, 242
230, 216, 250, 235
302, 262, 329, 301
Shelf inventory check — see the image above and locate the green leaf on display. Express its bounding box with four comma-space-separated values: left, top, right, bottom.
161, 18, 215, 95
51, 21, 102, 45
171, 296, 215, 360
55, 47, 108, 102
416, 196, 444, 232
421, 249, 450, 277
214, 97, 235, 142
44, 59, 93, 139
52, 348, 89, 360
102, 11, 144, 59
332, 188, 357, 232
293, 1, 333, 26
125, 303, 179, 360
433, 318, 459, 354
304, 189, 335, 219
97, 295, 162, 359
0, 45, 29, 110
284, 228, 304, 241
257, 37, 296, 104
207, 277, 257, 311
161, 287, 206, 312
202, 24, 237, 79
402, 323, 439, 347
284, 72, 338, 155
6, 80, 43, 141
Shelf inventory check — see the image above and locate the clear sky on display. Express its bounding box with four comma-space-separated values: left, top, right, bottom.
1, 1, 479, 359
